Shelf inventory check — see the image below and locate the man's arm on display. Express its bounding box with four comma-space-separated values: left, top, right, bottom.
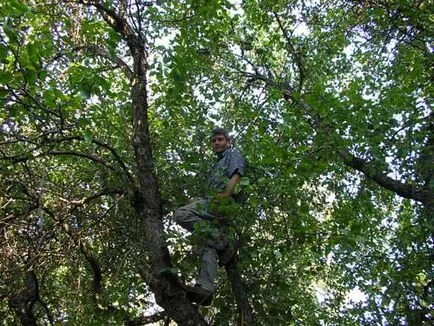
211, 172, 242, 217
218, 173, 241, 199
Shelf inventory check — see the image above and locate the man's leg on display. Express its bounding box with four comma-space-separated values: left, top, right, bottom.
195, 247, 218, 293
173, 198, 219, 300
173, 198, 212, 232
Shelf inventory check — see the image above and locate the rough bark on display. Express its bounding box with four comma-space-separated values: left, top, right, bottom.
417, 113, 434, 219
78, 1, 208, 324
8, 270, 38, 326
225, 258, 255, 325
124, 311, 166, 326
129, 49, 207, 326
338, 151, 420, 200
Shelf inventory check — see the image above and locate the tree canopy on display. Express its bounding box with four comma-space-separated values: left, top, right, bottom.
1, 0, 433, 325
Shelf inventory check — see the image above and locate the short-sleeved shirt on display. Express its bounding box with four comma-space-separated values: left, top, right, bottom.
208, 147, 246, 194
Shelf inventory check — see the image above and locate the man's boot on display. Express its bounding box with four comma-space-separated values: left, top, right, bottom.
185, 285, 213, 306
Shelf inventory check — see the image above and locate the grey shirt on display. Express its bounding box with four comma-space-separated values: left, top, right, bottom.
208, 147, 246, 194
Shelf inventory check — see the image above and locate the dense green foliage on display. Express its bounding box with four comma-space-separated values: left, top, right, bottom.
1, 0, 433, 325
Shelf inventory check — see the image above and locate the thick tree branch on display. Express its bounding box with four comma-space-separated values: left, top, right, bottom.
73, 45, 133, 80
73, 1, 218, 323
244, 71, 296, 102
42, 208, 103, 299
1, 134, 135, 183
8, 270, 38, 326
244, 71, 429, 205
43, 207, 128, 317
47, 135, 135, 183
273, 11, 306, 90
42, 150, 108, 166
225, 258, 255, 326
5, 177, 129, 319
338, 150, 420, 200
137, 268, 208, 326
76, 0, 140, 49
2, 150, 108, 166
59, 188, 126, 206
124, 311, 167, 326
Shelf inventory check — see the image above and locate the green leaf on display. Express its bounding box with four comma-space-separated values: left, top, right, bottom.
0, 71, 13, 84
240, 177, 250, 186
0, 45, 9, 63
83, 129, 93, 142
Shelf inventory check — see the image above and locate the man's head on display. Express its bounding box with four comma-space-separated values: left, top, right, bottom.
211, 128, 231, 153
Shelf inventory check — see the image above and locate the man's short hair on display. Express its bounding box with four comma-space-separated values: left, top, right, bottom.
211, 128, 230, 142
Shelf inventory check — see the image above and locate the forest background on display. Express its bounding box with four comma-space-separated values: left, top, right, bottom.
0, 0, 433, 325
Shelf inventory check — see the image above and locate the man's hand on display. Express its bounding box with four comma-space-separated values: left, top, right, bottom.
210, 191, 237, 221
210, 173, 241, 219
215, 192, 230, 201
211, 192, 230, 209
223, 173, 241, 197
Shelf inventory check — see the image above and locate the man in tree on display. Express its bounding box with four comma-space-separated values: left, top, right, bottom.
174, 128, 246, 305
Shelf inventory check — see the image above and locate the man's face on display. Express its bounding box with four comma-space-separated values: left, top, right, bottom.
211, 134, 229, 153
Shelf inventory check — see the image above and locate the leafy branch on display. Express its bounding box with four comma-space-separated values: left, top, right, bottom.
1, 134, 135, 184
241, 70, 431, 206
72, 45, 133, 80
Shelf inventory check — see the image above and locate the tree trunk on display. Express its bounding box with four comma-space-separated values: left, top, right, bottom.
129, 47, 207, 325
8, 271, 38, 326
225, 259, 255, 325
